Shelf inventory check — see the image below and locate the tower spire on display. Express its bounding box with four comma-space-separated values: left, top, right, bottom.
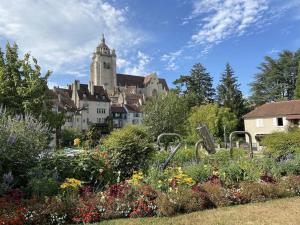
101, 33, 105, 44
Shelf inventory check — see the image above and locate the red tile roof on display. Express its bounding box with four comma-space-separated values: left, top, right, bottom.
243, 100, 300, 119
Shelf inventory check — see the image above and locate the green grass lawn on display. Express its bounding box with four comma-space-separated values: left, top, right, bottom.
93, 197, 300, 225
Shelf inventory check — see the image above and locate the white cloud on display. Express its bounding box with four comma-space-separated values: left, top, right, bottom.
123, 51, 151, 75
189, 0, 268, 47
161, 50, 183, 71
0, 0, 145, 75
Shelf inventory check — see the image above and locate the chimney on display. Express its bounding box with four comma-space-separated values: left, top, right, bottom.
58, 93, 61, 103
88, 81, 94, 95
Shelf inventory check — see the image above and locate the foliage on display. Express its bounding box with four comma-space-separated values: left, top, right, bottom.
150, 147, 204, 167
250, 49, 300, 105
27, 176, 59, 198
186, 104, 237, 142
261, 129, 300, 160
0, 112, 51, 187
217, 63, 247, 129
0, 43, 63, 131
143, 92, 188, 139
61, 127, 82, 147
102, 125, 154, 180
239, 181, 288, 202
174, 63, 215, 107
85, 121, 113, 148
184, 164, 213, 183
32, 150, 112, 191
294, 62, 300, 99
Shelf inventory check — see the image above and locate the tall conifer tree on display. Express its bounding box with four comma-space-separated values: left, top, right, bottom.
174, 63, 215, 107
217, 63, 246, 129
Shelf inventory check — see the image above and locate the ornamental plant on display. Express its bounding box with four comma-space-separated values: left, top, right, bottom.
102, 125, 154, 180
128, 171, 144, 186
74, 138, 81, 147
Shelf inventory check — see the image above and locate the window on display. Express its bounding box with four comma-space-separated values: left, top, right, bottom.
97, 108, 106, 114
277, 117, 284, 126
83, 94, 87, 98
256, 119, 263, 128
103, 62, 111, 69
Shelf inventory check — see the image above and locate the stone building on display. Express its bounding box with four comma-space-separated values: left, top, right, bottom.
51, 35, 168, 131
90, 34, 168, 104
244, 100, 300, 148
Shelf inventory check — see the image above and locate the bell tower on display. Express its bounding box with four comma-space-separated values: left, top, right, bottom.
90, 34, 117, 93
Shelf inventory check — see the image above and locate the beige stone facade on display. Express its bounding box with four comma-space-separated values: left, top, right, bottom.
51, 35, 168, 131
243, 100, 300, 148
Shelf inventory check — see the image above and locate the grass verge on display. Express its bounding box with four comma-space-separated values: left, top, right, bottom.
94, 197, 300, 225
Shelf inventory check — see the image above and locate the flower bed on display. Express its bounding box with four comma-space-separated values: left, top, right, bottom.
1, 172, 300, 225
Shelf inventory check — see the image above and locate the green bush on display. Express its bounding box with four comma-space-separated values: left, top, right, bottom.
151, 147, 205, 168
0, 113, 51, 187
261, 129, 300, 160
219, 159, 261, 186
31, 150, 112, 192
102, 125, 154, 180
61, 127, 82, 147
184, 164, 213, 183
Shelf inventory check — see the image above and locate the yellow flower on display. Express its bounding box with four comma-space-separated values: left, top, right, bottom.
60, 178, 82, 189
128, 171, 144, 185
74, 138, 81, 147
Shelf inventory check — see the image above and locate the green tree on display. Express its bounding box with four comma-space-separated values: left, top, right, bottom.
294, 62, 300, 99
174, 63, 215, 107
217, 63, 246, 129
250, 49, 300, 105
0, 43, 49, 115
143, 92, 188, 139
186, 104, 237, 143
0, 42, 63, 130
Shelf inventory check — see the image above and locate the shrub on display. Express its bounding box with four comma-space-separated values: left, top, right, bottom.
282, 175, 300, 196
184, 164, 213, 183
27, 176, 59, 198
102, 125, 154, 180
0, 113, 51, 187
201, 182, 229, 207
261, 129, 300, 160
219, 159, 261, 186
186, 104, 237, 142
239, 181, 287, 202
154, 192, 177, 216
31, 150, 112, 192
61, 127, 82, 147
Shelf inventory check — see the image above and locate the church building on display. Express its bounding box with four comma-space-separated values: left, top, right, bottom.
51, 35, 168, 130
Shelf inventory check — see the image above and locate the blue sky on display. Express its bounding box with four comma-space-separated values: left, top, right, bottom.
0, 0, 300, 95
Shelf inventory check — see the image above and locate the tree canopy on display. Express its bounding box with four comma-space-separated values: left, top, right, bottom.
143, 92, 188, 139
174, 63, 215, 107
186, 104, 237, 143
250, 49, 300, 105
0, 42, 63, 129
294, 62, 300, 99
217, 63, 246, 129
